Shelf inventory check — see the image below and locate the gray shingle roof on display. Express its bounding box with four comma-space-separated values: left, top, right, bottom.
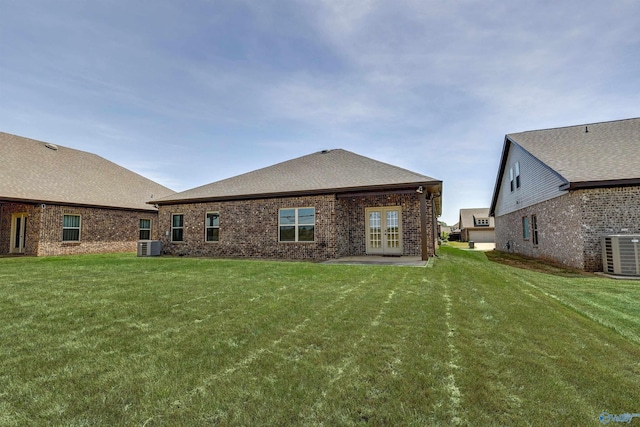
507, 117, 640, 185
155, 149, 441, 204
0, 132, 175, 210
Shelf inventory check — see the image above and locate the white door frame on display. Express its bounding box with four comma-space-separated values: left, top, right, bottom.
365, 206, 403, 255
10, 213, 28, 254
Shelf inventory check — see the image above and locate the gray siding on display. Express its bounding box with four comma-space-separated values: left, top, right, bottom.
494, 143, 568, 217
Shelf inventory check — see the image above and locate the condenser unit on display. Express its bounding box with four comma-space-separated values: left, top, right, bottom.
601, 235, 640, 276
137, 240, 162, 257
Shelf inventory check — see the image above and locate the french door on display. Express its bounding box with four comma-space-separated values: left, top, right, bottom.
10, 213, 28, 254
365, 207, 403, 255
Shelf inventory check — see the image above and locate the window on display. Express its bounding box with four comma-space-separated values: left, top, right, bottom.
515, 161, 521, 189
139, 219, 151, 240
172, 214, 184, 242
522, 216, 530, 239
279, 207, 315, 242
531, 214, 539, 245
475, 218, 490, 226
509, 167, 514, 192
63, 214, 81, 242
205, 212, 220, 242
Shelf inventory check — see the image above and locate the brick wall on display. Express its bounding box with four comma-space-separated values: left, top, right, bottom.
495, 192, 584, 269
495, 185, 640, 271
0, 202, 159, 256
158, 192, 434, 260
37, 205, 160, 256
158, 195, 339, 260
578, 186, 640, 271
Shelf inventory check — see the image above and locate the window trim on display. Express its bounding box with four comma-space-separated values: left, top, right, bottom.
515, 161, 521, 189
139, 218, 152, 240
171, 213, 185, 242
278, 207, 315, 243
531, 214, 539, 245
205, 211, 220, 243
62, 214, 82, 242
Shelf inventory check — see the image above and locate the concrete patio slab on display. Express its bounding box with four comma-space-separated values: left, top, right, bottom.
322, 256, 427, 267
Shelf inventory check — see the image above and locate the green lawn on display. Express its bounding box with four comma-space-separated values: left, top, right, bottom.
1, 248, 639, 426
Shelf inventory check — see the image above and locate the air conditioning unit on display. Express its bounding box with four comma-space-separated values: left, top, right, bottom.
138, 240, 162, 257
601, 235, 640, 276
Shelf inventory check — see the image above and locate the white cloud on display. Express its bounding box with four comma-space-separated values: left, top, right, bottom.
2, 0, 640, 223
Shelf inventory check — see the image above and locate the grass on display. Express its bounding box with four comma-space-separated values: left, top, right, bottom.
442, 241, 469, 249
0, 249, 639, 426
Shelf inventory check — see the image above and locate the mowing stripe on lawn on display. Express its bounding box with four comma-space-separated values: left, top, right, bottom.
1, 251, 640, 425
443, 282, 464, 426
155, 270, 374, 421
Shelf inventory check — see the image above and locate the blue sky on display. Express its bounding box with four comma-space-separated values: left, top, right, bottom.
2, 1, 639, 225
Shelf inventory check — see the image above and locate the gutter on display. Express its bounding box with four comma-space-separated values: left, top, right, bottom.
0, 197, 159, 213
152, 181, 443, 208
560, 178, 640, 191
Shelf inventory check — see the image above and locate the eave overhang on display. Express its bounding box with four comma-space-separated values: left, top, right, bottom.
559, 178, 640, 191
152, 181, 443, 216
0, 197, 159, 212
489, 136, 512, 217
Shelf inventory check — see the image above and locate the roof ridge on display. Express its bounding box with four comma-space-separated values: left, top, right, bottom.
507, 116, 640, 136
154, 148, 440, 204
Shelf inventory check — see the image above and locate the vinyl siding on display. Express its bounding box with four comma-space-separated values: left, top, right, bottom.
494, 142, 568, 217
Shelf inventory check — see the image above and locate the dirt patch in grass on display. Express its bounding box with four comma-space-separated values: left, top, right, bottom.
485, 250, 594, 277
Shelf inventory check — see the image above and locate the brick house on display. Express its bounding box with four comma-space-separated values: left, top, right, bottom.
153, 149, 442, 261
0, 132, 174, 256
489, 117, 640, 271
458, 208, 495, 243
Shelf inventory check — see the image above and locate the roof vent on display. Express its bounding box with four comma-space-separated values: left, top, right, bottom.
320, 149, 332, 154
44, 143, 59, 151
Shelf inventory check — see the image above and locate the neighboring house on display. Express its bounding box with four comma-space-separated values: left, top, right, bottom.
458, 208, 495, 243
447, 222, 461, 241
489, 117, 640, 272
0, 132, 174, 256
439, 221, 452, 239
153, 149, 442, 261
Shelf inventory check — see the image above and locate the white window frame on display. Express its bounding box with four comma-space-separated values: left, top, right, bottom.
532, 214, 539, 245
515, 161, 521, 189
509, 167, 514, 192
10, 212, 28, 253
205, 212, 220, 242
522, 216, 530, 240
475, 218, 490, 226
139, 218, 152, 240
63, 214, 81, 242
278, 207, 315, 243
171, 214, 184, 242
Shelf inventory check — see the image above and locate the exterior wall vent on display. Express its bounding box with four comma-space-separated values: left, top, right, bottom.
601, 235, 640, 276
138, 240, 162, 257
